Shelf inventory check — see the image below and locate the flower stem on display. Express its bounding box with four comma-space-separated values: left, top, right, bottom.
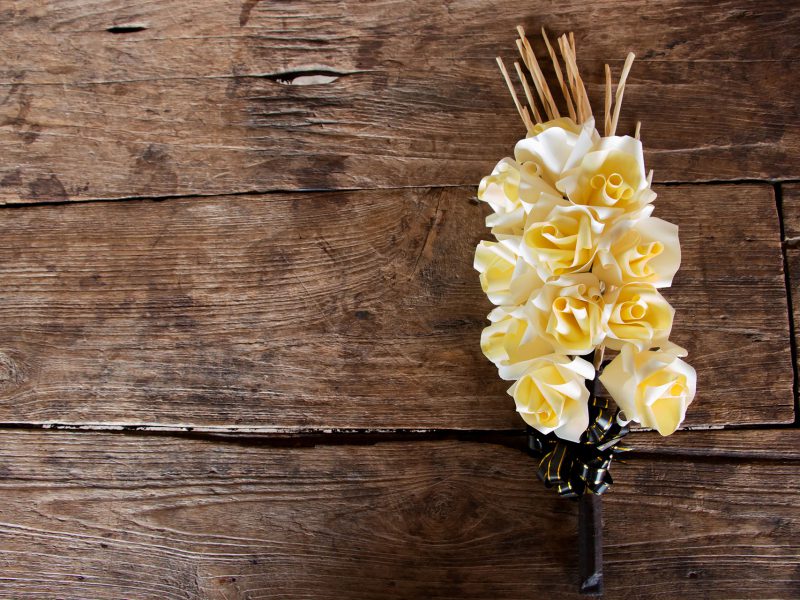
578, 492, 604, 595
579, 344, 606, 595
588, 344, 605, 403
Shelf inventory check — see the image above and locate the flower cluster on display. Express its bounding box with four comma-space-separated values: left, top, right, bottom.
475, 116, 696, 441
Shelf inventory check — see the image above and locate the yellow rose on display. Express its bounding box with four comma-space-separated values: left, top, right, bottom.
515, 118, 598, 187
527, 116, 583, 137
603, 283, 674, 351
478, 158, 526, 239
599, 343, 696, 436
557, 135, 655, 224
594, 217, 681, 288
481, 307, 554, 380
521, 197, 604, 280
478, 158, 563, 240
474, 240, 541, 305
519, 273, 606, 355
479, 158, 523, 212
508, 354, 594, 442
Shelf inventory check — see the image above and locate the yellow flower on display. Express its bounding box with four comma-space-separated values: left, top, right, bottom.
521, 196, 604, 280
594, 217, 681, 288
603, 283, 674, 351
478, 158, 526, 241
481, 307, 554, 380
599, 343, 696, 436
527, 117, 583, 137
478, 158, 523, 212
474, 240, 541, 305
508, 354, 594, 442
478, 158, 563, 240
519, 273, 606, 355
558, 136, 655, 224
515, 117, 599, 188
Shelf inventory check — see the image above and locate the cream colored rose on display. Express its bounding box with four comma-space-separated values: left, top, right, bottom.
517, 273, 606, 355
474, 240, 541, 305
478, 158, 526, 239
521, 196, 604, 280
594, 217, 680, 288
508, 354, 594, 442
603, 283, 674, 351
515, 117, 599, 187
481, 307, 554, 380
478, 158, 563, 241
527, 116, 583, 137
478, 158, 523, 214
557, 135, 655, 224
600, 343, 696, 436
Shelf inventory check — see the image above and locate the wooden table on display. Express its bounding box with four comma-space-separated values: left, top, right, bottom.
0, 1, 798, 598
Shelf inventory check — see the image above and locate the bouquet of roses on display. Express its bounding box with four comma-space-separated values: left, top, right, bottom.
475, 27, 697, 499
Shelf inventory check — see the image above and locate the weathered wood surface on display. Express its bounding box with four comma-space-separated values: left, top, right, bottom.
781, 184, 800, 239
0, 0, 798, 203
0, 4, 795, 599
0, 431, 796, 599
0, 183, 791, 429
630, 429, 800, 460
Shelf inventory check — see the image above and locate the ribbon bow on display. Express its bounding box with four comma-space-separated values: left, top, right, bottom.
526, 397, 630, 498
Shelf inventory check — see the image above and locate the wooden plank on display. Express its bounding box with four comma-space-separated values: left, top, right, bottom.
781, 183, 800, 239
0, 183, 791, 429
779, 183, 800, 426
0, 431, 797, 599
0, 1, 797, 202
629, 429, 800, 460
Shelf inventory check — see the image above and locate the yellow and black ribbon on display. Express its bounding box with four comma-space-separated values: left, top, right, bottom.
526, 397, 630, 498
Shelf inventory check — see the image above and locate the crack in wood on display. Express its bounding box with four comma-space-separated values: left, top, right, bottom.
106, 24, 148, 34
259, 68, 349, 86
1, 180, 790, 210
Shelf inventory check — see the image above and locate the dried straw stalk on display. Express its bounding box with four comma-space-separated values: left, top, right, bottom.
497, 28, 637, 138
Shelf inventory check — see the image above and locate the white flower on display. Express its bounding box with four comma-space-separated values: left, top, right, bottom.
603, 282, 674, 351
599, 343, 697, 436
515, 118, 599, 187
477, 158, 527, 240
516, 273, 606, 355
593, 217, 680, 288
474, 240, 542, 305
528, 116, 583, 137
478, 158, 524, 214
508, 354, 595, 442
481, 307, 554, 380
521, 196, 604, 280
557, 135, 655, 224
478, 158, 564, 242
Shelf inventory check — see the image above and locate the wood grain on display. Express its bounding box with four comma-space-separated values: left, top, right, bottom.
0, 183, 791, 429
0, 431, 796, 599
781, 183, 800, 239
629, 429, 800, 460
0, 0, 797, 202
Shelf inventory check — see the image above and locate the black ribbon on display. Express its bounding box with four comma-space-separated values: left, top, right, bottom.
526, 397, 630, 498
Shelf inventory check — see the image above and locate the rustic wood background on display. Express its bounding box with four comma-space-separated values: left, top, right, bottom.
0, 1, 798, 598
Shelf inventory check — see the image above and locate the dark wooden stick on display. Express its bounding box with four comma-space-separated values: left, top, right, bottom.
579, 347, 605, 595
578, 492, 603, 595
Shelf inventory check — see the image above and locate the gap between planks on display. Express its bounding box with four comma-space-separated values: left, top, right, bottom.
0, 426, 799, 463
0, 420, 796, 436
